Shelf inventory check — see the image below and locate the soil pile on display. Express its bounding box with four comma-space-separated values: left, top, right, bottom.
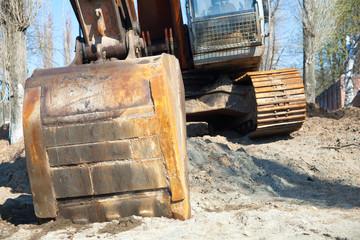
0, 105, 359, 239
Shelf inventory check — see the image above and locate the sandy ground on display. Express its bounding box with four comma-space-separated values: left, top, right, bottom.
0, 106, 359, 240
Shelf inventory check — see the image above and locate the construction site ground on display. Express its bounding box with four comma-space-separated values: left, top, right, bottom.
0, 105, 359, 240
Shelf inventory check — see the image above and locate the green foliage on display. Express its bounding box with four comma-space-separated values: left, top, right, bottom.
316, 0, 360, 94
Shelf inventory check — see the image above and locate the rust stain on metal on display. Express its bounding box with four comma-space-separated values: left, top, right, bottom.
47, 141, 132, 167
70, 0, 127, 61
23, 87, 57, 218
23, 88, 39, 123
51, 166, 93, 198
169, 0, 189, 69
23, 55, 190, 222
149, 54, 190, 219
41, 66, 152, 118
137, 0, 188, 69
131, 136, 162, 160
43, 117, 159, 147
76, 0, 120, 40
58, 190, 171, 223
91, 159, 168, 195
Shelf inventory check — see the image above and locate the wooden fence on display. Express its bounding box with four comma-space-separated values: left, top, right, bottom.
316, 75, 360, 111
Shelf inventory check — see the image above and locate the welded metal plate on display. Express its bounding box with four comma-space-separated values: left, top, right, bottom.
41, 72, 152, 118
23, 54, 190, 222
51, 158, 168, 198
58, 190, 172, 223
47, 141, 132, 167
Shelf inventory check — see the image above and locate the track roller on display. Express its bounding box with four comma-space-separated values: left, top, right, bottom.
236, 68, 306, 138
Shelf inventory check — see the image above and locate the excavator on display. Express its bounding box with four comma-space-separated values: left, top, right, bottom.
23, 0, 306, 223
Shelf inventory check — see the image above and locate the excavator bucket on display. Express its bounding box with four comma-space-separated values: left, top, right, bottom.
23, 54, 190, 223
237, 68, 306, 138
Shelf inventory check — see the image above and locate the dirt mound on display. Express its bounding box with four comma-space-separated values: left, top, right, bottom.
0, 139, 33, 226
0, 113, 360, 239
0, 140, 29, 195
307, 103, 360, 120
97, 217, 142, 235
187, 136, 273, 212
299, 104, 360, 152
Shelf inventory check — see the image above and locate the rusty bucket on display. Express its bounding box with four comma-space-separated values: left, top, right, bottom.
23, 54, 190, 223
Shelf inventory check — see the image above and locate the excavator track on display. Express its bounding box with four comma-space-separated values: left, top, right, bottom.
237, 68, 306, 138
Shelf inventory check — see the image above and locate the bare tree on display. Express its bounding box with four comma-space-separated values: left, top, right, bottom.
0, 83, 6, 126
301, 0, 338, 103
344, 34, 360, 106
302, 0, 316, 103
261, 0, 281, 71
34, 1, 53, 69
0, 0, 43, 144
0, 81, 8, 127
63, 9, 72, 66
0, 26, 9, 127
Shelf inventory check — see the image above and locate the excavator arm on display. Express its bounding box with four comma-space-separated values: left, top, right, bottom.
23, 0, 191, 223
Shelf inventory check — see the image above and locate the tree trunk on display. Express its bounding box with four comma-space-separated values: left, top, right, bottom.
0, 74, 7, 128
264, 17, 276, 70
64, 10, 72, 66
344, 35, 359, 106
8, 29, 27, 144
303, 0, 316, 104
0, 92, 4, 127
260, 0, 280, 71
303, 43, 316, 103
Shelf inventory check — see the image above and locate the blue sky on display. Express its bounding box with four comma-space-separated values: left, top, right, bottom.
27, 0, 78, 74
50, 0, 79, 67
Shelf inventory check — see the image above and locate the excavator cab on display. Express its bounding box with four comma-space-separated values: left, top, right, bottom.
184, 0, 306, 137
186, 0, 265, 72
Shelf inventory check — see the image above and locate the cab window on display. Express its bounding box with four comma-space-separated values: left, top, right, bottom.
192, 0, 255, 19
